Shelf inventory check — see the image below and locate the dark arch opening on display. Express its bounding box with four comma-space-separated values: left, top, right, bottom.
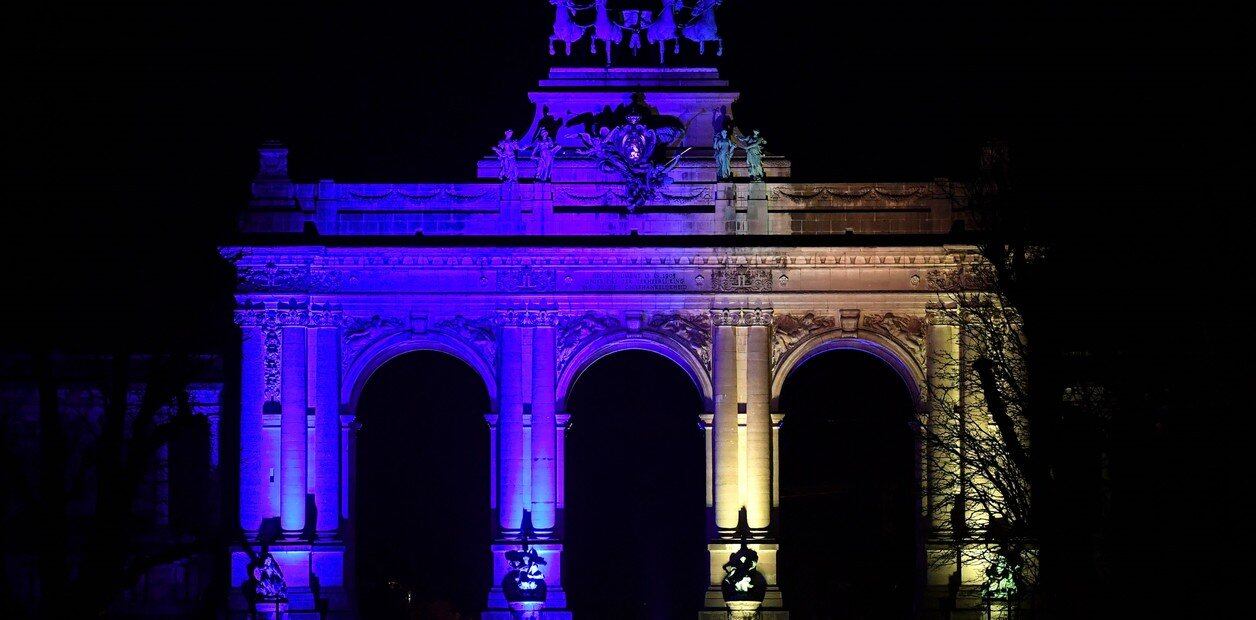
564, 350, 707, 619
779, 349, 918, 619
354, 350, 491, 618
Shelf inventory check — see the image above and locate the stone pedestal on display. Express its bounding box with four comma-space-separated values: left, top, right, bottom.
229, 542, 348, 619
254, 600, 288, 620
704, 542, 785, 615
484, 543, 570, 619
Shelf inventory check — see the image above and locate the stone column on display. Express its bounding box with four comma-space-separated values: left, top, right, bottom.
498, 323, 527, 532
745, 320, 772, 531
924, 313, 962, 604
926, 318, 961, 531
530, 321, 558, 533
280, 323, 309, 535
237, 320, 267, 533
310, 314, 341, 537
711, 316, 740, 531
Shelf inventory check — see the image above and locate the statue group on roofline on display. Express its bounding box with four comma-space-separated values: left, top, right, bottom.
548, 0, 726, 65
714, 127, 768, 181
572, 112, 688, 211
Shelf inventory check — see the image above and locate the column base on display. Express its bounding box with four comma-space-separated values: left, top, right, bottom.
704, 542, 786, 617
229, 542, 350, 619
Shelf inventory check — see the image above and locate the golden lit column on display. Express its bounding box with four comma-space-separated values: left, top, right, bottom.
744, 312, 773, 531
711, 311, 741, 531
926, 314, 961, 531
925, 310, 962, 600
530, 315, 558, 534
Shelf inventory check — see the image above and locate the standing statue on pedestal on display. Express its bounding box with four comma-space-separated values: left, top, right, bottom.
531, 128, 561, 182
494, 129, 521, 183
740, 129, 767, 181
548, 0, 588, 56
713, 129, 735, 181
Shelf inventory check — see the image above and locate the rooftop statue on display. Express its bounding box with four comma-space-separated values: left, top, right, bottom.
646, 1, 684, 64
543, 0, 727, 65
493, 129, 521, 182
740, 129, 767, 181
590, 0, 621, 65
683, 0, 725, 56
530, 128, 562, 182
714, 129, 735, 181
548, 0, 589, 56
580, 113, 686, 212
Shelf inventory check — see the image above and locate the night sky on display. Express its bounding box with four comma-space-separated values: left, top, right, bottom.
4, 1, 1240, 616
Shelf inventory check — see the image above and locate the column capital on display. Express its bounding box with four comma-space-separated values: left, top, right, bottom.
710, 306, 773, 327
234, 299, 321, 329
308, 302, 345, 327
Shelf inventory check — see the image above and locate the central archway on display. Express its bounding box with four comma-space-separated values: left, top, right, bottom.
354, 350, 491, 618
778, 347, 920, 619
563, 350, 707, 618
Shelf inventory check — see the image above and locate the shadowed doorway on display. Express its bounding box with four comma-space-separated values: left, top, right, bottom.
355, 351, 491, 619
779, 349, 918, 619
564, 350, 707, 619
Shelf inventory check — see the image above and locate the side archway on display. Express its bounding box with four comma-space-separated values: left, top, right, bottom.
343, 330, 498, 414
771, 330, 924, 410
556, 330, 713, 412
774, 332, 926, 617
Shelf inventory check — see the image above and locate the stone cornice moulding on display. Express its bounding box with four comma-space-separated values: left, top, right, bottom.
223, 246, 983, 269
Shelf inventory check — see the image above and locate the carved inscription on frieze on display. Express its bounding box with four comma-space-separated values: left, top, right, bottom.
496, 267, 557, 292
711, 268, 772, 293
586, 271, 689, 292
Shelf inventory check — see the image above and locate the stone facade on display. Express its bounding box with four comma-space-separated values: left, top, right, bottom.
225, 59, 994, 619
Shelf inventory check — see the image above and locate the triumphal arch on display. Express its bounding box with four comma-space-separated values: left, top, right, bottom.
224, 4, 991, 618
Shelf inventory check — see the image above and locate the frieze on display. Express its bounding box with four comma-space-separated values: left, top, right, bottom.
924, 262, 989, 292
552, 186, 713, 207
771, 312, 837, 367
770, 185, 936, 206
557, 311, 622, 375
711, 268, 772, 293
496, 267, 558, 292
239, 263, 344, 293
346, 186, 490, 203
648, 311, 713, 370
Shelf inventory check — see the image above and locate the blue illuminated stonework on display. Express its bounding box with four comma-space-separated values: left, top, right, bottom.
225, 55, 977, 619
